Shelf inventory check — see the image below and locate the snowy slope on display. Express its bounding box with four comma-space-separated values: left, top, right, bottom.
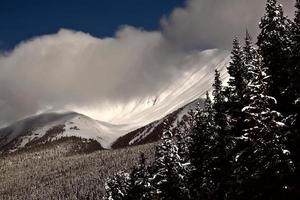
111, 98, 202, 148
0, 112, 137, 152
82, 49, 229, 129
107, 49, 229, 148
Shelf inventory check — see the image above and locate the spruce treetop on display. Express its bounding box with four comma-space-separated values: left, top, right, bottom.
243, 30, 255, 64
294, 0, 300, 34
212, 69, 223, 104
204, 91, 212, 111
295, 0, 300, 23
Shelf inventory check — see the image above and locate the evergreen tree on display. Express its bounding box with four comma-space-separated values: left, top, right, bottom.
104, 171, 130, 200
212, 69, 232, 199
283, 1, 300, 197
227, 38, 246, 106
235, 53, 294, 199
227, 32, 260, 199
150, 121, 190, 200
225, 37, 249, 138
257, 0, 293, 114
213, 70, 228, 133
289, 0, 300, 130
243, 31, 256, 70
126, 153, 152, 200
174, 120, 191, 164
188, 92, 217, 199
243, 30, 258, 88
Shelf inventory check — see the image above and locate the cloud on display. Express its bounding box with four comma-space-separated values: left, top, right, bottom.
0, 0, 295, 125
0, 28, 188, 124
161, 0, 294, 50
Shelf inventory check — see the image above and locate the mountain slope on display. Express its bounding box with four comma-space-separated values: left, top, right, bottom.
84, 49, 229, 129
112, 99, 201, 148
0, 112, 136, 153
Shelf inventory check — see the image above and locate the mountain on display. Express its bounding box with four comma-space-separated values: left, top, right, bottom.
112, 99, 201, 148
0, 111, 134, 153
0, 49, 230, 154
92, 49, 229, 127
0, 102, 199, 153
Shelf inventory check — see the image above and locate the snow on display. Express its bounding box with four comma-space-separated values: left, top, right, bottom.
36, 114, 138, 149
59, 115, 136, 149
235, 151, 243, 162
275, 121, 285, 127
2, 112, 139, 150
79, 49, 230, 129
129, 119, 162, 145
282, 149, 290, 155
295, 98, 300, 105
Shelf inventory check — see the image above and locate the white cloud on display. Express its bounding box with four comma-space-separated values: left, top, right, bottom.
162, 0, 294, 50
0, 27, 187, 124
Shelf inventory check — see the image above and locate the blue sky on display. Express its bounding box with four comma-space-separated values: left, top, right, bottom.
0, 0, 185, 50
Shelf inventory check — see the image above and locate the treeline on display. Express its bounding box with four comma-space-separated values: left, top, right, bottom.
0, 140, 155, 200
104, 0, 300, 199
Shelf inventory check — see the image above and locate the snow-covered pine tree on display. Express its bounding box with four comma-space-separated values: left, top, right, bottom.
150, 121, 190, 200
243, 31, 257, 87
243, 31, 255, 70
126, 153, 152, 200
236, 52, 294, 199
188, 91, 219, 200
283, 2, 300, 197
213, 70, 228, 133
225, 37, 249, 140
104, 171, 130, 200
173, 120, 191, 164
227, 38, 246, 106
212, 69, 232, 200
227, 32, 260, 199
289, 0, 300, 130
257, 0, 293, 114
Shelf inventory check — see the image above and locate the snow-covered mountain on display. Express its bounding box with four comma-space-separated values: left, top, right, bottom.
83, 49, 229, 128
0, 111, 136, 153
112, 99, 202, 148
0, 49, 230, 153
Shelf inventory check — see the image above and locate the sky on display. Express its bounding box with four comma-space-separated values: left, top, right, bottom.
0, 0, 296, 125
0, 0, 185, 50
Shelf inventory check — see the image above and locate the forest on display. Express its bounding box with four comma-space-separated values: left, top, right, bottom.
104, 0, 300, 199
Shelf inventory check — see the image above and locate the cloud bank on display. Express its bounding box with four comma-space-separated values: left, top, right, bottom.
0, 27, 187, 123
162, 0, 294, 50
0, 0, 295, 125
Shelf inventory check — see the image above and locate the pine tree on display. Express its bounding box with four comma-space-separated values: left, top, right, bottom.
188, 92, 217, 199
213, 70, 228, 133
104, 171, 130, 200
289, 0, 300, 130
150, 121, 190, 200
243, 30, 258, 85
174, 120, 191, 164
225, 37, 249, 138
227, 38, 246, 105
126, 153, 152, 200
243, 31, 255, 69
283, 2, 300, 197
227, 32, 260, 199
257, 0, 293, 114
212, 69, 232, 199
235, 53, 294, 199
